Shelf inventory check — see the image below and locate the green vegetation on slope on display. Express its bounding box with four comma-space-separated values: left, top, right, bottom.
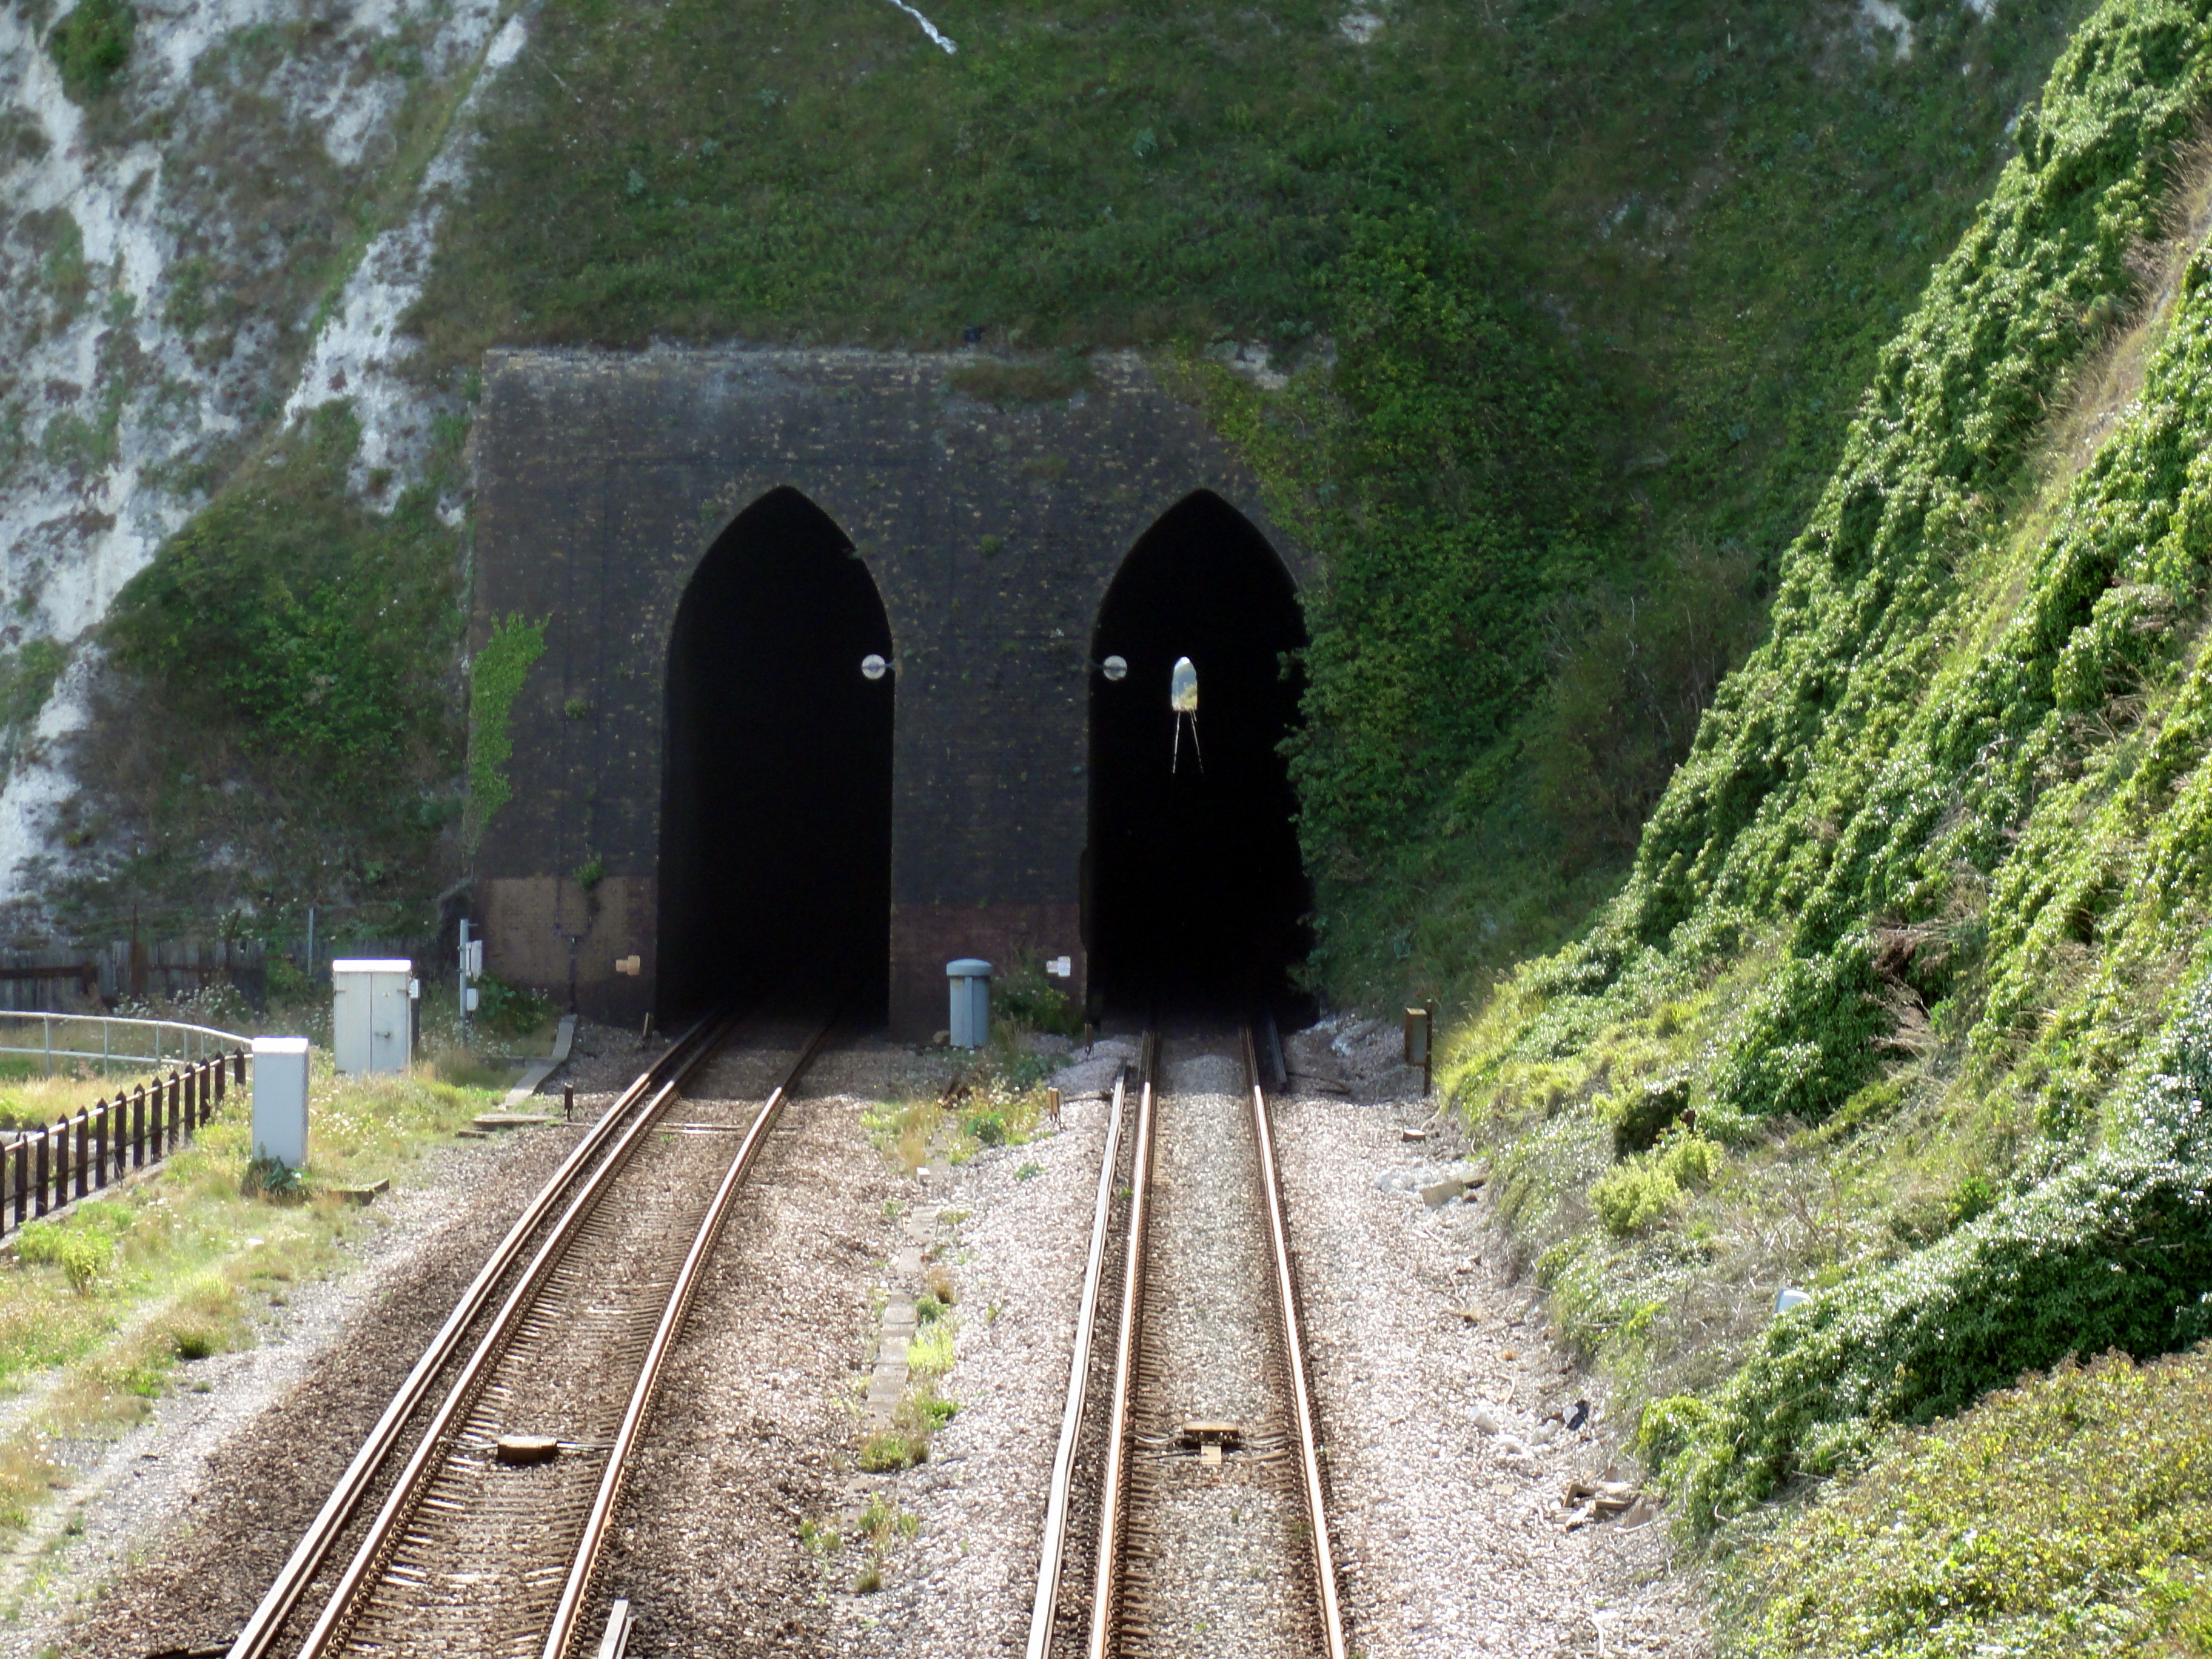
1441, 0, 2212, 1546
66, 401, 468, 934
1722, 1347, 2212, 1657
47, 0, 134, 105
404, 0, 2086, 997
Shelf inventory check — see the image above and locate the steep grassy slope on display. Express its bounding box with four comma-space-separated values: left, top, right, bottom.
65, 0, 2088, 949
1438, 0, 2212, 1601
399, 0, 2089, 1001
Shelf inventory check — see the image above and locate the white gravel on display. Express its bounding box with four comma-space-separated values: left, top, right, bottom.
830, 1027, 1711, 1656
833, 1079, 1124, 1655
1273, 1090, 1711, 1656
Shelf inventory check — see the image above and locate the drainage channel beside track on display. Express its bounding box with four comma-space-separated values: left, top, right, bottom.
224, 1007, 843, 1659
1030, 1024, 1347, 1659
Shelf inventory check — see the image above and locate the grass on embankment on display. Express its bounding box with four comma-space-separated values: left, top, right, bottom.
0, 1048, 510, 1541
1717, 1347, 2212, 1658
1422, 0, 2212, 1644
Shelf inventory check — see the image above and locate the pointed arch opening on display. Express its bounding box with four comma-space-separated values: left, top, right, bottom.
1085, 491, 1310, 1014
657, 487, 894, 1022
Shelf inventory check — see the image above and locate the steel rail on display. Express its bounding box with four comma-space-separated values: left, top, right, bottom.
540, 1011, 845, 1658
1023, 1063, 1131, 1659
1243, 1024, 1349, 1659
1084, 1029, 1157, 1659
287, 1010, 756, 1658
225, 1010, 732, 1659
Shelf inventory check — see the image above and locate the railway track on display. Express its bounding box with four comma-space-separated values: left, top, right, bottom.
1028, 1023, 1347, 1658
226, 1007, 841, 1659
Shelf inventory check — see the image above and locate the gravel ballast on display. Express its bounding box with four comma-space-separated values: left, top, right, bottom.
4, 1020, 1712, 1657
12, 1118, 593, 1659
1273, 1087, 1711, 1657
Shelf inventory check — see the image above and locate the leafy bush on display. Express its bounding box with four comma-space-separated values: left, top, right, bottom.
1652, 1130, 2212, 1529
962, 1110, 1007, 1148
0, 639, 65, 731
108, 405, 457, 783
241, 1155, 306, 1201
1608, 1071, 1691, 1158
1725, 1347, 2212, 1658
472, 972, 554, 1039
95, 402, 465, 915
17, 1201, 133, 1296
47, 0, 133, 102
17, 1219, 113, 1295
907, 1318, 955, 1381
992, 959, 1081, 1037
857, 1430, 926, 1472
1590, 1127, 1722, 1237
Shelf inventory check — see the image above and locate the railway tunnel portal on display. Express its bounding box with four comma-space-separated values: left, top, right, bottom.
469, 349, 1312, 1038
657, 487, 895, 1024
1086, 492, 1310, 1014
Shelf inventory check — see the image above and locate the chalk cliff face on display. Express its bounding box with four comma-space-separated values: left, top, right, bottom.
0, 0, 521, 904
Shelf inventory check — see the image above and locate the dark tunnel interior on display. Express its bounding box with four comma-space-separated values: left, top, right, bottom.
1086, 491, 1312, 1016
658, 487, 894, 1023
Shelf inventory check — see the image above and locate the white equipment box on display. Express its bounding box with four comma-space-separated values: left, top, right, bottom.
332, 959, 416, 1075
252, 1036, 311, 1168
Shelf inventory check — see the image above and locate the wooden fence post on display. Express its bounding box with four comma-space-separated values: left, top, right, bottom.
73, 1113, 88, 1201
132, 1085, 146, 1169
94, 1101, 108, 1193
39, 1122, 54, 1216
10, 1136, 22, 1230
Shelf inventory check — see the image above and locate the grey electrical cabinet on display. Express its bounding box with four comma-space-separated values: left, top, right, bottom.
333, 959, 415, 1074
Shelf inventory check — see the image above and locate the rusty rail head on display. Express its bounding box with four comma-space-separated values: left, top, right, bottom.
1242, 1024, 1348, 1659
1084, 1043, 1157, 1659
225, 1009, 734, 1659
1024, 1063, 1131, 1659
286, 1011, 751, 1659
540, 1008, 846, 1658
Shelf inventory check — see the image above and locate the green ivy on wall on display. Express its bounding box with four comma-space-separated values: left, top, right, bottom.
466, 612, 547, 845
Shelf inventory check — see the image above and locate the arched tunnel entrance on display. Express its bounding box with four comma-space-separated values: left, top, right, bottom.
1086, 491, 1310, 1014
657, 488, 894, 1022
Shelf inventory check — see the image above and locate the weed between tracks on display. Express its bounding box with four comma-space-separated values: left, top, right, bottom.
843, 1010, 1074, 1589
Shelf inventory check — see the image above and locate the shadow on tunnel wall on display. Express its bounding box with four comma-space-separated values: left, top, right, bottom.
1086, 491, 1312, 1017
658, 487, 894, 1024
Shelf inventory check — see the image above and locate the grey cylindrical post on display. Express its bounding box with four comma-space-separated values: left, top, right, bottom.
947, 959, 993, 1049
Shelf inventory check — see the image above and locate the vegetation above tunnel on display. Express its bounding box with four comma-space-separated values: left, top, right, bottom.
52, 0, 2093, 980
401, 0, 2090, 1004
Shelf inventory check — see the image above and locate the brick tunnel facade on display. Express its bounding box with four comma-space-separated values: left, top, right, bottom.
468, 349, 1310, 1039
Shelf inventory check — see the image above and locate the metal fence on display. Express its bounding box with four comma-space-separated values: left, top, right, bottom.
0, 1013, 251, 1078
1, 1050, 245, 1239
0, 931, 437, 1014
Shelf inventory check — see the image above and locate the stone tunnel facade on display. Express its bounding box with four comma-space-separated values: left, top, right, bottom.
468, 347, 1305, 1040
